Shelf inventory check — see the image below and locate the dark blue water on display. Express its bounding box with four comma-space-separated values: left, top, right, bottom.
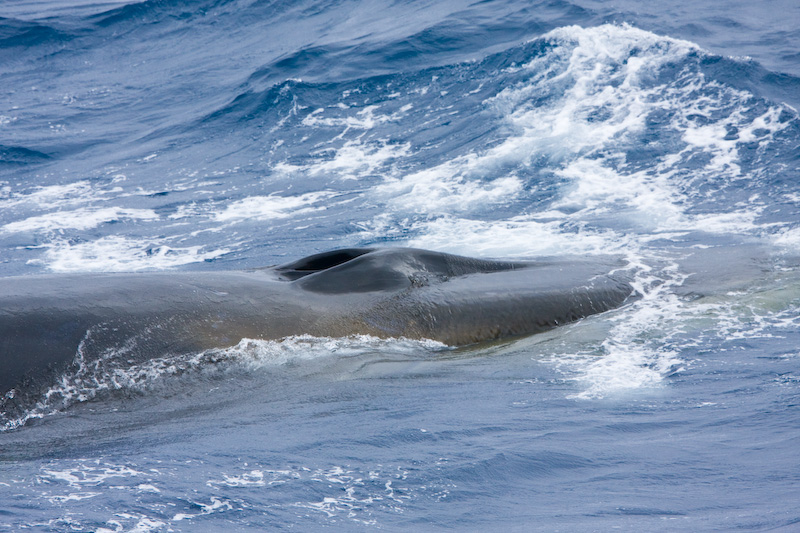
2, 0, 800, 530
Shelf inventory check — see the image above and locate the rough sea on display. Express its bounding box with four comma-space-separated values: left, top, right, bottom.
1, 0, 800, 530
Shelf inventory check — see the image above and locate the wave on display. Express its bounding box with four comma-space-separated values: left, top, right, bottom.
3, 22, 797, 274
0, 17, 74, 48
0, 144, 51, 165
88, 0, 232, 28
697, 53, 800, 110
206, 24, 797, 248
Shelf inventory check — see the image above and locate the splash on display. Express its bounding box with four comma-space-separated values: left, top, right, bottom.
1, 335, 448, 431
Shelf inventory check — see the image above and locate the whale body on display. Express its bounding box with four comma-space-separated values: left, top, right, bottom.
0, 247, 634, 398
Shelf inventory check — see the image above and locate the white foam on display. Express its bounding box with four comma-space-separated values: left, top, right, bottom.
31, 235, 230, 272
552, 158, 766, 235
40, 512, 166, 533
208, 469, 269, 488
97, 517, 166, 533
489, 25, 696, 159
277, 140, 411, 180
204, 462, 436, 526
2, 207, 158, 234
400, 214, 626, 258
376, 161, 524, 213
167, 203, 202, 220
0, 181, 124, 210
770, 226, 800, 251
552, 159, 685, 229
172, 497, 234, 521
551, 259, 800, 399
291, 466, 387, 525
2, 335, 447, 431
39, 462, 145, 488
214, 335, 447, 369
678, 97, 788, 177
548, 262, 688, 399
47, 492, 101, 503
301, 104, 407, 132
214, 191, 336, 222
519, 25, 782, 233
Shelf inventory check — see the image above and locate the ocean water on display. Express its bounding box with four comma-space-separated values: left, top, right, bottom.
1, 0, 800, 530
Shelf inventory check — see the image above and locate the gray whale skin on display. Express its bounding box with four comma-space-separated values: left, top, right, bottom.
0, 247, 634, 396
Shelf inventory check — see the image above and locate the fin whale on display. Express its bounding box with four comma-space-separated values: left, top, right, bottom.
0, 247, 634, 398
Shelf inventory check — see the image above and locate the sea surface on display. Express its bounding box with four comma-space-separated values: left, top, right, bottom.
1, 0, 800, 530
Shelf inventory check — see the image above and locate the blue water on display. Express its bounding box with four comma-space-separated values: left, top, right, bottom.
2, 0, 800, 530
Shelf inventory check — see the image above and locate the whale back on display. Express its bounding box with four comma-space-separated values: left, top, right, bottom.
0, 247, 635, 401
275, 247, 635, 344
276, 247, 530, 294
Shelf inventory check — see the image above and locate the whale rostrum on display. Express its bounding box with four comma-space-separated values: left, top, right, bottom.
0, 247, 635, 397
